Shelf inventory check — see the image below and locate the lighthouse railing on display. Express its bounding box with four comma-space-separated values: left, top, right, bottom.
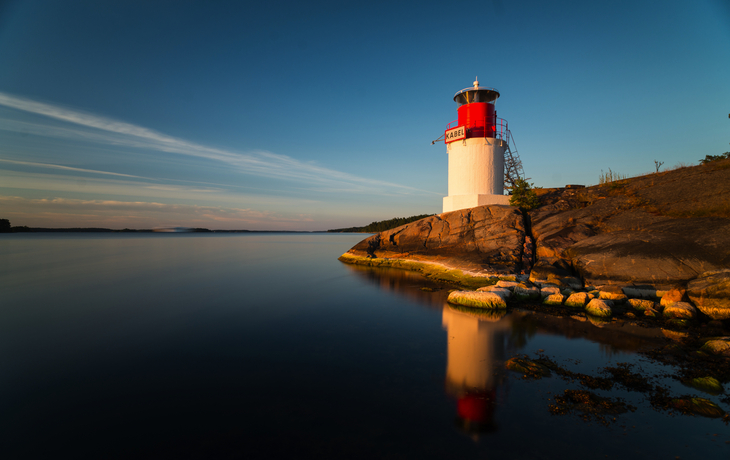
446, 116, 511, 143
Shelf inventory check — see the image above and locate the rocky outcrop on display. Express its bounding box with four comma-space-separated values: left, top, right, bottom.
340, 205, 526, 283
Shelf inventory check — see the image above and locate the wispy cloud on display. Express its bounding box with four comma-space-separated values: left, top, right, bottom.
0, 158, 145, 179
0, 92, 438, 195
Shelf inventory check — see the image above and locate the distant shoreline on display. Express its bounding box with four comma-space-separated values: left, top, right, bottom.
1, 227, 337, 234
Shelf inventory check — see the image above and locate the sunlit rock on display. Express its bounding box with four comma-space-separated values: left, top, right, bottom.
598, 286, 628, 304
496, 280, 518, 290
627, 298, 656, 311
543, 293, 566, 306
476, 286, 512, 301
585, 299, 612, 318
700, 338, 730, 356
660, 287, 686, 307
565, 292, 590, 308
687, 270, 730, 320
662, 301, 696, 320
540, 285, 561, 298
447, 291, 507, 309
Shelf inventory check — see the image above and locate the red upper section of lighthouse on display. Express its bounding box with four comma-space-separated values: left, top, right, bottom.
447, 81, 507, 141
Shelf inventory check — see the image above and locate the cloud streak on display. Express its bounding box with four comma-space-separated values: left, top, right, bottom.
0, 92, 438, 195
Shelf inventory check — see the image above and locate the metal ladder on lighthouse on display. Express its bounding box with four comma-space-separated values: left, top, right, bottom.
503, 130, 525, 194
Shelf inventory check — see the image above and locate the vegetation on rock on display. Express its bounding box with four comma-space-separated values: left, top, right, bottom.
699, 151, 730, 164
508, 178, 540, 210
328, 214, 434, 233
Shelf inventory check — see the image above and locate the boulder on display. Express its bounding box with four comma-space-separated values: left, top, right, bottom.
586, 299, 613, 318
543, 293, 566, 306
700, 338, 730, 356
660, 288, 686, 307
627, 298, 657, 311
565, 292, 590, 308
598, 285, 628, 303
662, 301, 697, 320
540, 285, 561, 298
447, 291, 507, 309
687, 270, 730, 320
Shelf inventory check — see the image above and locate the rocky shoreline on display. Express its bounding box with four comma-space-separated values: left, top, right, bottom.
339, 158, 730, 323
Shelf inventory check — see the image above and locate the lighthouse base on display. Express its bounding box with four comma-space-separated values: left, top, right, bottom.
443, 194, 511, 213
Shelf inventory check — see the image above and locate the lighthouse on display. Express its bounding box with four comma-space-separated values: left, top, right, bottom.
442, 79, 512, 213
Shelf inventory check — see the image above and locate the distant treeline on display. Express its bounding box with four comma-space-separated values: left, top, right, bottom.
328, 214, 434, 233
1, 226, 215, 233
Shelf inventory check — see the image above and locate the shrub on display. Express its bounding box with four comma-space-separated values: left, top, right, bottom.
509, 178, 540, 210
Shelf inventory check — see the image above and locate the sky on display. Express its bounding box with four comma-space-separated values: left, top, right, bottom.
0, 0, 728, 231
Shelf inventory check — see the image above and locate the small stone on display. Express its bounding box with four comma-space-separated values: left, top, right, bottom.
565, 292, 590, 308
586, 299, 612, 318
543, 293, 566, 306
663, 301, 697, 320
643, 307, 660, 318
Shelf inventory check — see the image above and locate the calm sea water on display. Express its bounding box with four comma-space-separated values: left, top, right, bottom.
0, 233, 727, 459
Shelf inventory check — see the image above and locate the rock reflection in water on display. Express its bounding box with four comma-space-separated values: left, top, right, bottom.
342, 263, 451, 309
442, 305, 511, 435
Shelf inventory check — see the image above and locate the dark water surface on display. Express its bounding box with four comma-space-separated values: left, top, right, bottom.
0, 233, 727, 459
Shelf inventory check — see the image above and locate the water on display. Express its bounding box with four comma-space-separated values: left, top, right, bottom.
0, 233, 727, 459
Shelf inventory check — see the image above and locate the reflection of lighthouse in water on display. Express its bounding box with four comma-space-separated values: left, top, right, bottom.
442, 306, 511, 434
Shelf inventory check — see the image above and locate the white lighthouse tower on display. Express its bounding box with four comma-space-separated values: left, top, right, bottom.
442, 79, 512, 213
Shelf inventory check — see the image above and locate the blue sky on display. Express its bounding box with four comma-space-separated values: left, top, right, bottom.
0, 0, 728, 230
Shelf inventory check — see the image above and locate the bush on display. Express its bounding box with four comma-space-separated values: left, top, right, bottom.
509, 178, 540, 211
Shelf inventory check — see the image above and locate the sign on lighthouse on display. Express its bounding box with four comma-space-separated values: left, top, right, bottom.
442, 79, 512, 213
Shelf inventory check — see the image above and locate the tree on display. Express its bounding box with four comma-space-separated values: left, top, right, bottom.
509, 178, 540, 211
0, 219, 10, 233
699, 152, 730, 164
